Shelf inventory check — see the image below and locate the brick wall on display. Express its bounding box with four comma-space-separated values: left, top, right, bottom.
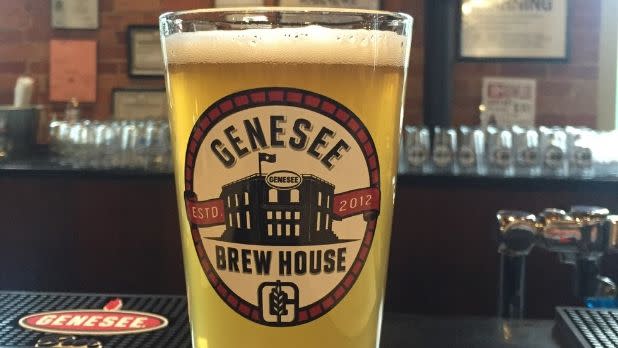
0, 0, 421, 121
393, 0, 424, 125
0, 0, 212, 120
0, 0, 600, 127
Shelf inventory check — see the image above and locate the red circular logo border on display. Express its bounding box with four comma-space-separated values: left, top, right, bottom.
184, 87, 380, 326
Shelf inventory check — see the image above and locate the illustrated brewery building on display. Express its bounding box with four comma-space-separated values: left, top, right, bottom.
219, 173, 338, 245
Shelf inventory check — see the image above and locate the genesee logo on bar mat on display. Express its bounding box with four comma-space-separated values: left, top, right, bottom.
184, 87, 381, 326
0, 292, 189, 347
19, 299, 168, 336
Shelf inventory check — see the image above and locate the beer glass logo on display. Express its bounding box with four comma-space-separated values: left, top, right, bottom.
258, 281, 299, 324
544, 146, 564, 169
491, 147, 512, 168
184, 88, 380, 326
432, 145, 453, 167
407, 145, 428, 167
573, 147, 592, 168
517, 148, 539, 167
457, 146, 476, 167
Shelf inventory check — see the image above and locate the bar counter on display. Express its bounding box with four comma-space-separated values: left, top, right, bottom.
0, 291, 559, 348
1, 156, 618, 319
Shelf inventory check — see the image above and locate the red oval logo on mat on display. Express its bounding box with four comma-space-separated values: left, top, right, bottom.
19, 310, 168, 336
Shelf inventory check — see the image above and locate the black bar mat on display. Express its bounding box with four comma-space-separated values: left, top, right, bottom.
0, 291, 190, 348
556, 306, 618, 348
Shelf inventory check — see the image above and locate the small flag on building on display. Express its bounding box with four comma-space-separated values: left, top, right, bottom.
259, 153, 277, 163
258, 152, 277, 175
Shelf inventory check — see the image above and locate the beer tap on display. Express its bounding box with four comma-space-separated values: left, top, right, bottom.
604, 215, 618, 254
570, 206, 610, 300
496, 206, 615, 319
536, 208, 578, 266
496, 210, 537, 319
584, 215, 618, 308
536, 206, 609, 299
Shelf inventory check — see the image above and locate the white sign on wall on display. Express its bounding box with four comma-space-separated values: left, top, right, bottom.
215, 0, 264, 7
480, 77, 537, 127
279, 0, 380, 10
460, 0, 568, 59
51, 0, 99, 29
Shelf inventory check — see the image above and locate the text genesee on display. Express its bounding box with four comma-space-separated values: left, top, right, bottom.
211, 116, 350, 169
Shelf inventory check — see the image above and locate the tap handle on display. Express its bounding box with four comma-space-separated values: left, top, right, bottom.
498, 253, 527, 318
496, 210, 537, 255
569, 206, 610, 222
536, 206, 609, 254
496, 210, 535, 319
575, 258, 602, 299
605, 215, 618, 254
595, 276, 617, 297
537, 208, 580, 252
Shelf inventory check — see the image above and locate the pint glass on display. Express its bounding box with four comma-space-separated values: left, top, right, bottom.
159, 8, 413, 348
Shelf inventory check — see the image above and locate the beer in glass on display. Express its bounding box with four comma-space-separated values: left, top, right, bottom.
159, 8, 413, 348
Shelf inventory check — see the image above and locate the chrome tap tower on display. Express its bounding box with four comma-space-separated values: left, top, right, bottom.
497, 206, 618, 318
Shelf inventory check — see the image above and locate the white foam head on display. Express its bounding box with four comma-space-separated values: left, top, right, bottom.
163, 26, 409, 67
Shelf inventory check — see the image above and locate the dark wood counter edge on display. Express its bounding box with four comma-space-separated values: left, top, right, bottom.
0, 164, 173, 179
0, 149, 174, 178
397, 172, 618, 191
2, 161, 618, 190
0, 289, 183, 299
1, 290, 558, 325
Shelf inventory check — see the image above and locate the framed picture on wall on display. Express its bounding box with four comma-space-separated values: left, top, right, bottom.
278, 0, 380, 9
457, 0, 569, 61
51, 0, 99, 30
127, 26, 165, 78
278, 1, 381, 24
49, 40, 97, 102
214, 0, 264, 6
112, 88, 168, 120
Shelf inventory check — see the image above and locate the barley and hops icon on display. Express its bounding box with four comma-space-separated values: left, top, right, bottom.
258, 281, 299, 324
